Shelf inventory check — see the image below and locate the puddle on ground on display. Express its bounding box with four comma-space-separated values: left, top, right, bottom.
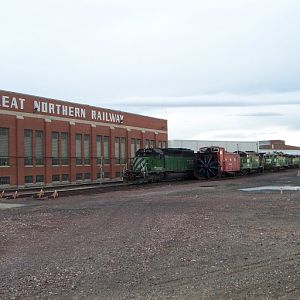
240, 186, 300, 192
0, 203, 28, 210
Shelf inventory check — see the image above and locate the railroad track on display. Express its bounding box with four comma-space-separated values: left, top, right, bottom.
0, 179, 191, 200
0, 180, 125, 200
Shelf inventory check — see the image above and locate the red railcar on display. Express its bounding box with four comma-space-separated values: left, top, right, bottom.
194, 146, 240, 179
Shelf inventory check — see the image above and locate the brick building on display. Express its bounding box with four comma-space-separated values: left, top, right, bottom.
259, 140, 300, 151
0, 90, 168, 188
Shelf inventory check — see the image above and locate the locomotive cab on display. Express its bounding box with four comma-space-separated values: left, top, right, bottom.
123, 148, 164, 182
235, 151, 263, 174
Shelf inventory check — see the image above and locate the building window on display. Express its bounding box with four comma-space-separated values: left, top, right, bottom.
62, 174, 69, 182
84, 173, 91, 180
114, 137, 126, 164
35, 131, 44, 165
84, 134, 90, 165
96, 135, 102, 165
150, 140, 155, 148
103, 136, 109, 164
0, 176, 10, 185
0, 128, 9, 166
130, 138, 141, 158
114, 137, 120, 164
52, 132, 59, 165
36, 175, 44, 183
120, 137, 126, 164
25, 176, 33, 184
157, 141, 166, 148
115, 172, 122, 178
76, 173, 83, 181
52, 174, 60, 182
97, 172, 103, 179
61, 132, 69, 165
24, 129, 33, 165
104, 172, 110, 179
130, 139, 135, 158
145, 139, 155, 149
145, 139, 150, 149
76, 134, 82, 165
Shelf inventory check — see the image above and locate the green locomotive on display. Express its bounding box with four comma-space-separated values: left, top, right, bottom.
264, 152, 288, 170
238, 151, 264, 174
123, 148, 194, 183
292, 156, 300, 167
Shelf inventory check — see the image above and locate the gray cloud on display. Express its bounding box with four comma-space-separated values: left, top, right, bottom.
105, 92, 300, 109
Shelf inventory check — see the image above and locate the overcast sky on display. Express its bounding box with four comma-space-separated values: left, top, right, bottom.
1, 0, 300, 145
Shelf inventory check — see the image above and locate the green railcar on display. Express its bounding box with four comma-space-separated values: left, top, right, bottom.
285, 155, 294, 167
264, 153, 287, 170
123, 148, 194, 183
292, 156, 300, 167
238, 151, 264, 174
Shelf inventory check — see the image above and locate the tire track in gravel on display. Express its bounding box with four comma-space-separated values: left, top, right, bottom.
144, 252, 300, 292
222, 251, 300, 276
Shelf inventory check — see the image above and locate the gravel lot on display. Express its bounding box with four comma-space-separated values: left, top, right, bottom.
1, 170, 300, 299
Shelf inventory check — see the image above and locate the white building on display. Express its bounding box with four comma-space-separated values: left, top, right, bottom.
168, 140, 259, 153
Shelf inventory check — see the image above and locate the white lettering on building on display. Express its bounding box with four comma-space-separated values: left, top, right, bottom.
42, 102, 48, 113
2, 96, 124, 124
56, 104, 61, 114
75, 107, 80, 118
69, 106, 74, 117
62, 105, 68, 116
49, 103, 55, 114
1, 96, 25, 110
80, 108, 85, 118
91, 110, 124, 124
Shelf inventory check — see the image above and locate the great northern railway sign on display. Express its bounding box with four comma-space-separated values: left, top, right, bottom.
0, 93, 124, 124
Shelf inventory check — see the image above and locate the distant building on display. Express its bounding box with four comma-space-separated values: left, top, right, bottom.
168, 140, 259, 153
168, 139, 300, 155
259, 140, 300, 155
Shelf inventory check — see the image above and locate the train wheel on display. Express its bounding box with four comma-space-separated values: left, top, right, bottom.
241, 169, 247, 176
159, 173, 165, 182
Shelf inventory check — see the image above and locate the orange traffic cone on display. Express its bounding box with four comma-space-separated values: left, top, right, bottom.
52, 190, 59, 199
37, 189, 45, 199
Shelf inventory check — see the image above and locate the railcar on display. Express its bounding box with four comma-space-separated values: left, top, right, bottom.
264, 153, 287, 170
123, 148, 194, 183
237, 151, 264, 174
284, 154, 300, 168
194, 146, 240, 179
285, 155, 294, 168
292, 156, 300, 167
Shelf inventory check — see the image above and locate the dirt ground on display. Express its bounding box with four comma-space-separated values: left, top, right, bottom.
1, 170, 300, 299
